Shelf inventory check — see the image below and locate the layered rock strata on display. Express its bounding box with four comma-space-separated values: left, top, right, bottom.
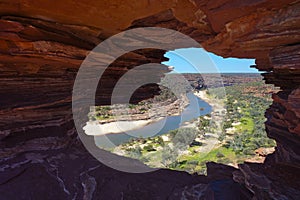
0, 0, 299, 199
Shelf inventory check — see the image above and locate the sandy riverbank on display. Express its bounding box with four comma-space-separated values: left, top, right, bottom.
194, 90, 209, 101
194, 90, 214, 106
84, 91, 218, 136
192, 90, 226, 154
84, 117, 164, 136
194, 90, 225, 112
84, 93, 189, 136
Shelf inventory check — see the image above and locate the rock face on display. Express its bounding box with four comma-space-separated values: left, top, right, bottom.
0, 0, 299, 199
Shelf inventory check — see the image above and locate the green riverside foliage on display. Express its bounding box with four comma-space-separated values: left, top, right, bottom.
111, 81, 277, 174
219, 81, 276, 155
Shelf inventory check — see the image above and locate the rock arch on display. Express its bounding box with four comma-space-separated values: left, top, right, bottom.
0, 1, 299, 199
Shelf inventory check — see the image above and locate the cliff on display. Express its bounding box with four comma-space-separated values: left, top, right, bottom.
0, 0, 299, 199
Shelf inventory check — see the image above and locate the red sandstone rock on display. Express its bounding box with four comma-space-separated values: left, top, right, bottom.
0, 0, 299, 199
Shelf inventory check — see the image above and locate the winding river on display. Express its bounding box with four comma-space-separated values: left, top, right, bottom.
91, 92, 212, 148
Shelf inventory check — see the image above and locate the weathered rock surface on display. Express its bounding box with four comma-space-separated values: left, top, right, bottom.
0, 0, 299, 199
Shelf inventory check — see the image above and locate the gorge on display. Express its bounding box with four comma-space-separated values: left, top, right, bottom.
0, 0, 300, 199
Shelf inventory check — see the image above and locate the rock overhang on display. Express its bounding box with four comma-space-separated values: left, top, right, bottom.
0, 0, 299, 199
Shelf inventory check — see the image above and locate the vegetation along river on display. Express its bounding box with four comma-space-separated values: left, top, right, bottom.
93, 92, 212, 148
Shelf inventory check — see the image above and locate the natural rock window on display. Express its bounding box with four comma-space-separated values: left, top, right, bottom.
84, 49, 277, 174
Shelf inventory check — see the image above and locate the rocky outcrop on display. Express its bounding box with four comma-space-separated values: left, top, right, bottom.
0, 0, 299, 199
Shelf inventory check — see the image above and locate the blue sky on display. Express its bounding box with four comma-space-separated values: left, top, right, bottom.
162, 48, 258, 73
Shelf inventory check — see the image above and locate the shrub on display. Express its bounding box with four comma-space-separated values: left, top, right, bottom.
172, 128, 198, 148
143, 144, 156, 152
126, 146, 142, 159
216, 152, 225, 158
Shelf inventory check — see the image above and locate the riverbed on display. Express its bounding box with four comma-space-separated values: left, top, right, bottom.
84, 92, 212, 148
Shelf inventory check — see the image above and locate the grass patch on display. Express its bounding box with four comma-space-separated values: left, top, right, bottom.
236, 117, 254, 133
178, 147, 237, 166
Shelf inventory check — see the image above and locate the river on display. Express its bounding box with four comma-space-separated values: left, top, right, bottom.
91, 92, 212, 148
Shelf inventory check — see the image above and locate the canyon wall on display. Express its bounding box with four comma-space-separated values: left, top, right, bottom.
0, 0, 299, 199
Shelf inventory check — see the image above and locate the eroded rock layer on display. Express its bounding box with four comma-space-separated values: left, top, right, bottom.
0, 0, 299, 199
